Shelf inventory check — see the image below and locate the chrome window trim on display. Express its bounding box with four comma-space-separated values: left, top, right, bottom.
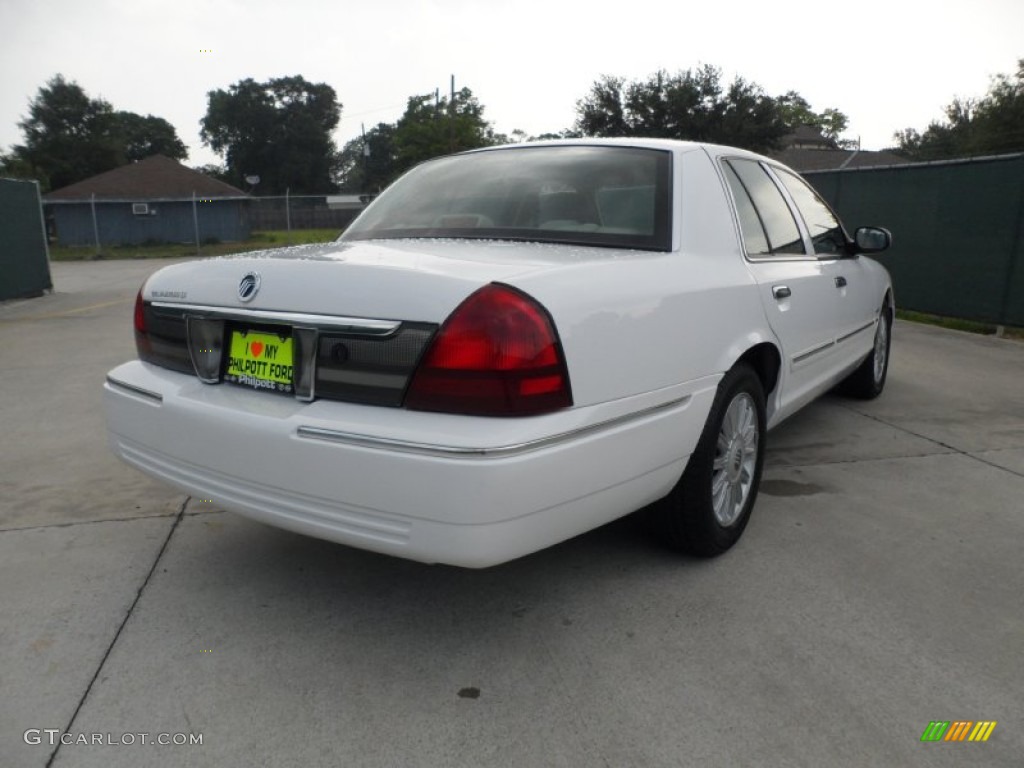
716, 155, 819, 264
106, 376, 163, 403
151, 302, 401, 336
296, 396, 691, 459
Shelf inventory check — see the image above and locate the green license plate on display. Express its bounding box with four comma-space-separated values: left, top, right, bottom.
225, 330, 294, 393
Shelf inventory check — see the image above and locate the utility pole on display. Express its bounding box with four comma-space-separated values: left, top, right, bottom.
449, 74, 455, 153
361, 122, 368, 194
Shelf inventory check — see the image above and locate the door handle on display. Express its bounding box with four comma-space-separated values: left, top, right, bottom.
835, 276, 847, 288
772, 285, 791, 300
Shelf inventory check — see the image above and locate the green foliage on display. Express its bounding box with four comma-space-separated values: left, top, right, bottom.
575, 67, 797, 153
337, 86, 504, 192
10, 74, 121, 190
114, 111, 187, 162
393, 88, 501, 175
896, 309, 1024, 339
776, 92, 853, 147
191, 163, 230, 182
895, 59, 1024, 160
49, 228, 341, 261
2, 74, 189, 191
200, 76, 342, 194
574, 68, 852, 153
338, 122, 398, 193
529, 130, 583, 141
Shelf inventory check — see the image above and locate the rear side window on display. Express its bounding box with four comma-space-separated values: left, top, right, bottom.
772, 167, 847, 256
722, 158, 806, 257
722, 162, 770, 256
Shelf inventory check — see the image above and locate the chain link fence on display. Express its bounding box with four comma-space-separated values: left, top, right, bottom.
247, 194, 365, 232
45, 194, 367, 254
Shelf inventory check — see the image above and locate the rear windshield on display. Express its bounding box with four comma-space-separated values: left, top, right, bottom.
343, 145, 673, 251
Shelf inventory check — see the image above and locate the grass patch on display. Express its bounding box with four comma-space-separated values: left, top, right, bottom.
897, 309, 1023, 340
48, 228, 342, 261
246, 229, 342, 246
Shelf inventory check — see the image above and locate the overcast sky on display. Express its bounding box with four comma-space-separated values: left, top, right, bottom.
1, 0, 1021, 168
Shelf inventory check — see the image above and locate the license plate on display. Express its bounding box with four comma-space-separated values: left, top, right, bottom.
225, 330, 294, 393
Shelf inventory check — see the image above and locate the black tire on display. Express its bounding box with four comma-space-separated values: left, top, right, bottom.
648, 363, 767, 557
837, 299, 892, 400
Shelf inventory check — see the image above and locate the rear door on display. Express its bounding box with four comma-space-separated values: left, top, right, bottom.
719, 158, 847, 418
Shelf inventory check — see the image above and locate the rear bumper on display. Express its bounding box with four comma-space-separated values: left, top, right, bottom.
104, 361, 717, 567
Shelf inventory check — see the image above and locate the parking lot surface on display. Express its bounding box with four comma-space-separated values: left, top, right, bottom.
2, 258, 1022, 767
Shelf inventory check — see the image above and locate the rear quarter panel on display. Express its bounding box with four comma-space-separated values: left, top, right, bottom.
511, 149, 778, 410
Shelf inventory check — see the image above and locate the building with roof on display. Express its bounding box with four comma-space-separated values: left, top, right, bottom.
769, 126, 910, 173
44, 155, 250, 247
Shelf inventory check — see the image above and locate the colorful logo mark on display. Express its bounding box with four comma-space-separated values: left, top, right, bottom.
921, 721, 997, 742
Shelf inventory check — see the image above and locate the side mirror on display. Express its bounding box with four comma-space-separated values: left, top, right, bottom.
853, 226, 892, 255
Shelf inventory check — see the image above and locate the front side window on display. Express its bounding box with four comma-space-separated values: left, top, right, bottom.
344, 146, 672, 251
772, 167, 847, 256
722, 158, 806, 257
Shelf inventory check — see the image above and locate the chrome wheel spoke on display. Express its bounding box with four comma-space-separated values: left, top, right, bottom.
712, 391, 760, 528
739, 424, 757, 452
727, 483, 740, 517
873, 319, 888, 382
712, 469, 728, 498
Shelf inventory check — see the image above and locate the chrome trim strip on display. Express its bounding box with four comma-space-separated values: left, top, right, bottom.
296, 396, 691, 459
836, 318, 877, 345
793, 339, 835, 364
105, 376, 163, 403
151, 302, 400, 335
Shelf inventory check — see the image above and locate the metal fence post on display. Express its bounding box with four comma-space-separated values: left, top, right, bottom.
192, 190, 201, 256
285, 188, 292, 244
90, 193, 101, 257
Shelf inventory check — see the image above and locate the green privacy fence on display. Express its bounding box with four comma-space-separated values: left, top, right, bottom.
1, 178, 52, 300
806, 153, 1024, 327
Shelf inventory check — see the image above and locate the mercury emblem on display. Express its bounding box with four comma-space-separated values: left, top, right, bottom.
238, 272, 261, 302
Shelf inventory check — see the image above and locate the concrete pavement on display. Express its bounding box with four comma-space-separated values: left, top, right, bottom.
2, 259, 1022, 767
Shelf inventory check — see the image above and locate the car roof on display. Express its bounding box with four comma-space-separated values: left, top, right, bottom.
463, 137, 775, 165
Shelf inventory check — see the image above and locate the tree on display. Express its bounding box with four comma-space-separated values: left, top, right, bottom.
114, 112, 187, 163
200, 76, 342, 194
776, 91, 853, 147
392, 87, 501, 176
337, 86, 504, 192
576, 75, 630, 137
975, 61, 1024, 153
191, 163, 230, 183
9, 74, 122, 190
575, 68, 852, 153
3, 74, 190, 191
575, 67, 790, 152
894, 60, 1024, 160
893, 97, 978, 160
337, 122, 398, 193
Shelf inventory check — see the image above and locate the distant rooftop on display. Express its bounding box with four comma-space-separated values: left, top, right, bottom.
45, 155, 247, 201
770, 125, 910, 172
772, 147, 910, 172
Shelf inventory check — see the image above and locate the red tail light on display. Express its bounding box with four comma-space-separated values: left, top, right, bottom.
134, 289, 153, 359
404, 284, 572, 416
134, 290, 146, 333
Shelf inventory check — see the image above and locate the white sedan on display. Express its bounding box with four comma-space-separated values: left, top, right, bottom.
104, 139, 893, 567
